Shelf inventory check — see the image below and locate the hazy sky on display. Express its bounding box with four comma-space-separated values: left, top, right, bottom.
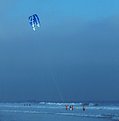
0, 0, 119, 102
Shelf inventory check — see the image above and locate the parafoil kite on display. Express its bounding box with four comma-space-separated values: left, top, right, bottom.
28, 14, 40, 31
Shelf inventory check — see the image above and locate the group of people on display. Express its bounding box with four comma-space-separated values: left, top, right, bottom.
23, 103, 86, 111
65, 105, 86, 111
24, 103, 31, 106
65, 105, 74, 110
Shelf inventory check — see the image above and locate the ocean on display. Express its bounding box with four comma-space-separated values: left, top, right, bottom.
0, 102, 119, 121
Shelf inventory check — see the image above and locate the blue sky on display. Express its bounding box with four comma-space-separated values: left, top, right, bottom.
0, 0, 119, 102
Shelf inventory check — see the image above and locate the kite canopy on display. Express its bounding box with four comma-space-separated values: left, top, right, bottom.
29, 14, 40, 31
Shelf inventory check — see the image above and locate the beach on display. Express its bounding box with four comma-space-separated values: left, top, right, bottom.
0, 111, 109, 121
0, 102, 119, 121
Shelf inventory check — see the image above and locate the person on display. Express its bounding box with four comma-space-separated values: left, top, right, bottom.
71, 105, 74, 110
65, 105, 69, 110
83, 105, 86, 111
69, 105, 74, 110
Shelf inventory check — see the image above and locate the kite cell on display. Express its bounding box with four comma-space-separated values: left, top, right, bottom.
29, 14, 40, 31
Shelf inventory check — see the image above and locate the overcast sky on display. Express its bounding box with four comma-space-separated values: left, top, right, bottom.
0, 0, 119, 102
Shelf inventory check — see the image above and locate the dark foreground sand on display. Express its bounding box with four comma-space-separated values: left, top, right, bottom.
0, 112, 109, 121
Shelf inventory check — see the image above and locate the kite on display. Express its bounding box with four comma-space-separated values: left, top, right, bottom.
29, 14, 41, 31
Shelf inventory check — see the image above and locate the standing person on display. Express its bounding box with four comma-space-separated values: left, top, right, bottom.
65, 105, 69, 110
83, 105, 86, 111
71, 105, 74, 110
69, 105, 74, 110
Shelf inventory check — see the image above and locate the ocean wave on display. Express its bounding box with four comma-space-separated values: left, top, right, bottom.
0, 104, 119, 111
